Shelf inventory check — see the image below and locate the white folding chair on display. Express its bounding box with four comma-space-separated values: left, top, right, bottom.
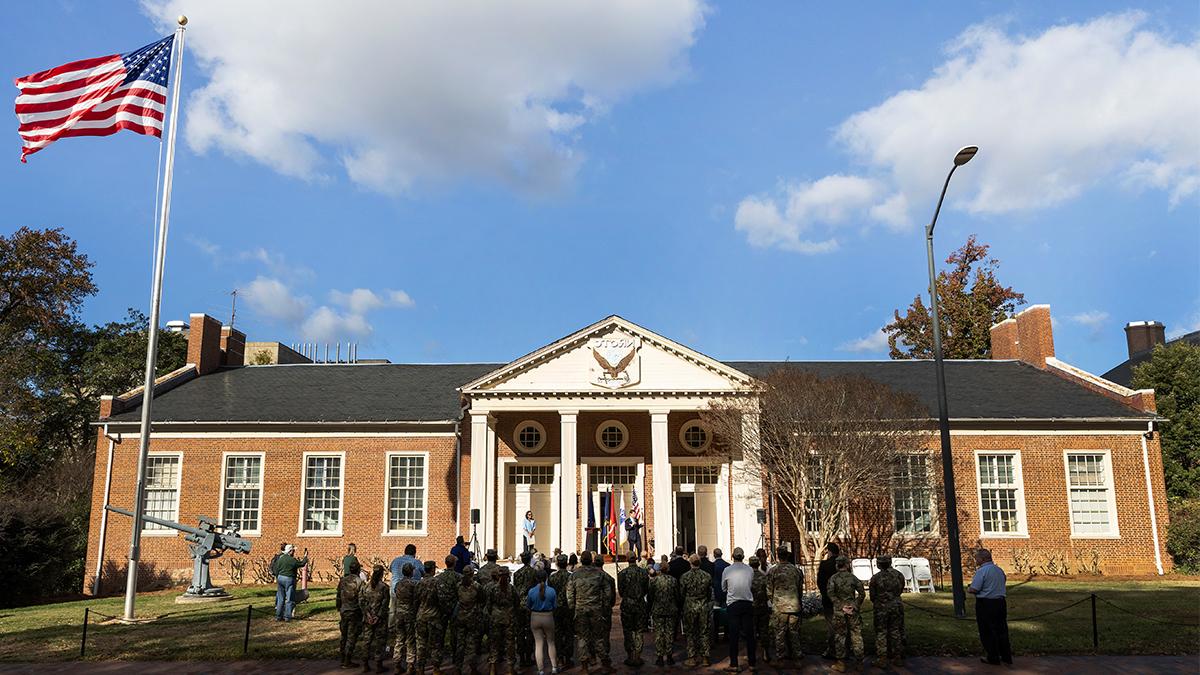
891, 557, 916, 592
851, 558, 873, 583
911, 557, 935, 593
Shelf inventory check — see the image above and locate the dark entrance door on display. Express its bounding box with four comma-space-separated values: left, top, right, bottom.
676, 493, 697, 553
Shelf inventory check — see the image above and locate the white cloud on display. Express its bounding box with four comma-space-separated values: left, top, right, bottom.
734, 174, 881, 254
1067, 310, 1110, 329
737, 12, 1200, 252
240, 277, 415, 342
838, 325, 890, 354
242, 276, 309, 324
143, 0, 707, 194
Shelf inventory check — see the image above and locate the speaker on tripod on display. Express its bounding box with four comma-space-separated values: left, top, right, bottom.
469, 509, 482, 561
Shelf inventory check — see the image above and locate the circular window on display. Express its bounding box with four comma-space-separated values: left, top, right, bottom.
595, 420, 629, 453
680, 421, 711, 453
513, 421, 546, 453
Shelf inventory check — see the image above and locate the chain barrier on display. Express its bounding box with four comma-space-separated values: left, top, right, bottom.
1094, 595, 1200, 628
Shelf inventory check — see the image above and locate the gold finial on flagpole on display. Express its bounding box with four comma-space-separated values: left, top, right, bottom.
177, 15, 188, 26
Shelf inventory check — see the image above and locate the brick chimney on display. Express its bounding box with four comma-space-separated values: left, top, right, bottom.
989, 304, 1055, 368
1125, 321, 1166, 357
188, 313, 224, 375
220, 326, 246, 367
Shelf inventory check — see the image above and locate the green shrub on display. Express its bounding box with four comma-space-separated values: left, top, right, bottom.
0, 497, 88, 607
1167, 499, 1200, 573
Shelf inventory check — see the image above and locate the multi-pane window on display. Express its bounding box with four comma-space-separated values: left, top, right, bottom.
303, 455, 342, 533
223, 455, 262, 532
978, 453, 1024, 534
387, 455, 426, 532
804, 457, 827, 534
1066, 453, 1116, 535
681, 423, 709, 452
144, 455, 181, 530
671, 465, 720, 485
517, 425, 542, 450
600, 425, 625, 449
509, 465, 555, 485
893, 455, 933, 534
590, 465, 637, 486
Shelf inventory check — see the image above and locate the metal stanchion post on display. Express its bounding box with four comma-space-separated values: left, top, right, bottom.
80, 607, 89, 658
1091, 594, 1098, 649
244, 604, 253, 655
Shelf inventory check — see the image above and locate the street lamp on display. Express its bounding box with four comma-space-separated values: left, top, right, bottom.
926, 144, 977, 618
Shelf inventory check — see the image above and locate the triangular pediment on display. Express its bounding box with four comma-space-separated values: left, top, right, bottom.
460, 316, 754, 394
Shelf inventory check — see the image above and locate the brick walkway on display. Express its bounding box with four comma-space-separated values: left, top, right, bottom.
1, 656, 1196, 674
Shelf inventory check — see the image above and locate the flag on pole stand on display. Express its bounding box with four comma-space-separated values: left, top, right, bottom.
14, 17, 192, 621
618, 489, 627, 555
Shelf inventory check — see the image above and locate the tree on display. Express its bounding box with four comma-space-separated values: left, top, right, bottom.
1132, 341, 1200, 502
701, 369, 931, 563
885, 235, 1025, 359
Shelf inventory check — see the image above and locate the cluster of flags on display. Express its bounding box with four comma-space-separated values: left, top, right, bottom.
586, 486, 639, 555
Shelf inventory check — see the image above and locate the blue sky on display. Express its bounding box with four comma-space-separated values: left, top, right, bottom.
4, 1, 1198, 375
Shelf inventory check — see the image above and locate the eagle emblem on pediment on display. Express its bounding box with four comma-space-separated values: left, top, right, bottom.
588, 335, 641, 389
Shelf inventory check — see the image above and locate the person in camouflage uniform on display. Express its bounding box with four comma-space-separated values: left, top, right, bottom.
679, 554, 713, 667
869, 555, 906, 669
360, 565, 391, 673
511, 552, 537, 667
749, 555, 771, 664
391, 562, 419, 673
485, 567, 520, 675
766, 546, 804, 662
433, 557, 461, 673
413, 561, 443, 675
548, 554, 574, 668
827, 556, 865, 673
617, 557, 650, 667
337, 560, 367, 668
455, 567, 486, 675
477, 549, 501, 587
646, 564, 679, 666
567, 551, 614, 675
596, 554, 616, 659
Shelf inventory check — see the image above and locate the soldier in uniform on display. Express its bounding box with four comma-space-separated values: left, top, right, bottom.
617, 555, 650, 667
391, 562, 419, 673
647, 564, 679, 666
512, 552, 538, 668
337, 560, 367, 668
869, 555, 907, 669
749, 555, 771, 664
478, 549, 502, 587
548, 554, 574, 668
596, 554, 616, 660
360, 565, 391, 673
485, 567, 520, 675
567, 551, 614, 675
434, 557, 461, 673
679, 554, 713, 668
413, 560, 443, 675
827, 556, 865, 673
455, 567, 486, 675
766, 546, 804, 663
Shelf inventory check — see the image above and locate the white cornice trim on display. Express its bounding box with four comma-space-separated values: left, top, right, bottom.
1045, 357, 1152, 399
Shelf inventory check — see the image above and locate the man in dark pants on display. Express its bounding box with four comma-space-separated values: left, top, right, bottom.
968, 548, 1013, 666
721, 548, 757, 673
816, 543, 840, 659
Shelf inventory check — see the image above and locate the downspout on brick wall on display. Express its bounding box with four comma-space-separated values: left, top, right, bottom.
1141, 421, 1165, 575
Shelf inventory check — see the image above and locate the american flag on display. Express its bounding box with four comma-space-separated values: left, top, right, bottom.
14, 35, 174, 162
630, 487, 642, 521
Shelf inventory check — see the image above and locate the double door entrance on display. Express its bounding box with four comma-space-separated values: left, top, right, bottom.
672, 464, 722, 554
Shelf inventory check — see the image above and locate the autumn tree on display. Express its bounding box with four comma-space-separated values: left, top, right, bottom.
701, 368, 931, 563
885, 235, 1025, 359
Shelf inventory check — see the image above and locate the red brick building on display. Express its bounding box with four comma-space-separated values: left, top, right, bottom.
84, 305, 1169, 592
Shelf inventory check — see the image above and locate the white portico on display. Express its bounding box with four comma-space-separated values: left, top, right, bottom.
460, 316, 766, 559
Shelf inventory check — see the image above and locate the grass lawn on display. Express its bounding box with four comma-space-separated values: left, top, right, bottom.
0, 579, 1196, 663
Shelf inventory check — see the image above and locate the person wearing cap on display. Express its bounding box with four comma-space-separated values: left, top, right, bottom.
478, 549, 502, 587
680, 553, 714, 667
722, 547, 757, 672
869, 554, 907, 669
272, 543, 307, 621
827, 556, 865, 672
647, 561, 680, 666
766, 546, 803, 663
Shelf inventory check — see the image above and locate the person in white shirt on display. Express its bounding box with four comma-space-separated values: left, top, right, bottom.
721, 547, 757, 672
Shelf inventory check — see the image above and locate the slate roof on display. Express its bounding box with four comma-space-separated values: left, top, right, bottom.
1101, 330, 1200, 388
106, 358, 1152, 424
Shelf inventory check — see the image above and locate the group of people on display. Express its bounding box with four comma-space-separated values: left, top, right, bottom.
275, 537, 1011, 673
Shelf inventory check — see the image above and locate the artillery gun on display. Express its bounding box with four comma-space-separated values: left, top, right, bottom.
105, 505, 252, 598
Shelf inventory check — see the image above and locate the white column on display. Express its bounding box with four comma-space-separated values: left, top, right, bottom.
485, 421, 498, 554
469, 412, 495, 553
559, 411, 578, 554
731, 412, 764, 553
650, 410, 674, 556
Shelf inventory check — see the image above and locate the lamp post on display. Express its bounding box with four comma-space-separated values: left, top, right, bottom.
926, 145, 977, 618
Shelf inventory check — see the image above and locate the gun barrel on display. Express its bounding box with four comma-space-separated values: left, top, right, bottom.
104, 504, 206, 537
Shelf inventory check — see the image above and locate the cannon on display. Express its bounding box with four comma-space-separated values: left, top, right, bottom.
105, 505, 252, 598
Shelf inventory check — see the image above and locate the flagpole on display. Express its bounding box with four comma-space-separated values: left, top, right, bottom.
123, 15, 187, 622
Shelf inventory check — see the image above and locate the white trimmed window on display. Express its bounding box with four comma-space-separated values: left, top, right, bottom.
595, 420, 629, 453
893, 455, 934, 534
1065, 452, 1118, 536
509, 465, 555, 485
303, 455, 342, 533
671, 465, 720, 485
222, 455, 263, 533
679, 421, 711, 453
386, 454, 427, 533
977, 452, 1026, 535
144, 454, 181, 530
804, 456, 827, 535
